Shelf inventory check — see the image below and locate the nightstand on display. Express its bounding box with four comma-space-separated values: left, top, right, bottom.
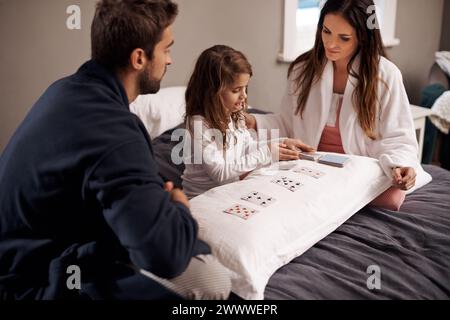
411, 104, 433, 161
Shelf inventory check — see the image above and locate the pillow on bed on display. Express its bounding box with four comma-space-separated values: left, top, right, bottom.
189, 154, 392, 299
130, 86, 186, 139
152, 124, 186, 187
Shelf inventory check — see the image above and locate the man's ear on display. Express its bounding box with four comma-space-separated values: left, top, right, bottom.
129, 48, 148, 71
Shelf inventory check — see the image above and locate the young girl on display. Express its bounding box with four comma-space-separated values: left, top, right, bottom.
181, 45, 312, 199
245, 0, 431, 210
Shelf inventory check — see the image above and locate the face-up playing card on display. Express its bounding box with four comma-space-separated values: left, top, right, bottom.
271, 176, 303, 192
294, 166, 326, 179
224, 204, 258, 220
241, 191, 276, 207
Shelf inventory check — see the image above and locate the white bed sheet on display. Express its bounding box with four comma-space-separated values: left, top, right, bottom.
189, 154, 392, 299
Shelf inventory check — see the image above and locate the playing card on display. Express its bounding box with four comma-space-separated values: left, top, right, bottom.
223, 204, 258, 220
294, 166, 326, 179
271, 176, 303, 192
241, 191, 276, 207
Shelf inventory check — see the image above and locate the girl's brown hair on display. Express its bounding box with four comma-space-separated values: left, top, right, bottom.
288, 0, 386, 139
185, 45, 253, 147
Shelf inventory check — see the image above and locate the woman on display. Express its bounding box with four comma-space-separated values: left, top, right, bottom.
245, 0, 431, 210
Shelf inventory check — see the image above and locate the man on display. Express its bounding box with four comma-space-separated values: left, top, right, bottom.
0, 0, 230, 300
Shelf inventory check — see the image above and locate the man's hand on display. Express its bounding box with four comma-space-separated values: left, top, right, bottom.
163, 181, 174, 192
164, 181, 190, 208
392, 167, 416, 191
244, 113, 257, 130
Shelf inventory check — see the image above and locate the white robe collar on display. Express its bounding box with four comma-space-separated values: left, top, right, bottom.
313, 55, 364, 154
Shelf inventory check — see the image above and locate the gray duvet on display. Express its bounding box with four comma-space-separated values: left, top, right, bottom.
264, 165, 450, 299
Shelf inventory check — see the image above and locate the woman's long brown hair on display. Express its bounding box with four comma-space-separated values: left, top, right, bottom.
185, 45, 252, 148
289, 0, 386, 139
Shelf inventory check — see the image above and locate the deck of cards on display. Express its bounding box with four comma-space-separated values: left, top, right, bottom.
318, 154, 350, 168
299, 151, 323, 161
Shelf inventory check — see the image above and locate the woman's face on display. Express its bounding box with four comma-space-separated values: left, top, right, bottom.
321, 13, 358, 63
220, 73, 250, 115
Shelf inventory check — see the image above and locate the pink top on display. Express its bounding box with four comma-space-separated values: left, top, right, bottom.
318, 94, 345, 154
317, 93, 405, 210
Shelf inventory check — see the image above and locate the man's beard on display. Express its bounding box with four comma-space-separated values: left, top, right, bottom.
138, 65, 164, 94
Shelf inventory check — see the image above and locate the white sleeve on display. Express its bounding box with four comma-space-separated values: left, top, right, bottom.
253, 79, 295, 139
199, 125, 273, 183
371, 66, 419, 177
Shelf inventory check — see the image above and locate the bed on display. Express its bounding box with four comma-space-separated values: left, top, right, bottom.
263, 163, 450, 299
152, 123, 450, 300
135, 88, 450, 300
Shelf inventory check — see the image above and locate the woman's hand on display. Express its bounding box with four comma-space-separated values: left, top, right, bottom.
244, 113, 257, 130
392, 167, 416, 191
268, 138, 315, 161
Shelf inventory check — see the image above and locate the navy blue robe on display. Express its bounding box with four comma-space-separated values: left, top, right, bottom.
0, 60, 209, 299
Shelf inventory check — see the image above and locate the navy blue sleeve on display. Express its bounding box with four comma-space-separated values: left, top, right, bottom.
85, 139, 210, 279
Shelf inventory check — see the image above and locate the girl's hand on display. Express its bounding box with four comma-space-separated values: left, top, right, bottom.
270, 142, 301, 161
282, 138, 315, 153
392, 167, 416, 191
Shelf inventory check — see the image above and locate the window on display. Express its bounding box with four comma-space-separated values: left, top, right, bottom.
279, 0, 400, 62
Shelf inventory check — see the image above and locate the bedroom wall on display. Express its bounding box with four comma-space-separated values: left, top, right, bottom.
440, 0, 450, 51
0, 0, 95, 153
163, 0, 286, 111
0, 0, 446, 152
387, 0, 445, 104
165, 0, 445, 109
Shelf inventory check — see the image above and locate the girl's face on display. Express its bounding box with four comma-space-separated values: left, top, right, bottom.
321, 13, 358, 64
220, 73, 250, 115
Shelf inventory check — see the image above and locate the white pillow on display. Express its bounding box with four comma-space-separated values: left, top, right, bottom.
189, 154, 392, 299
130, 86, 186, 139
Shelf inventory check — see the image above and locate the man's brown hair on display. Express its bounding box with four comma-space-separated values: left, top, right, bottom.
91, 0, 178, 70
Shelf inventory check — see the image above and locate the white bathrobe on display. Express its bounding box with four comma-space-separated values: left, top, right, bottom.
254, 56, 431, 191
182, 115, 273, 199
